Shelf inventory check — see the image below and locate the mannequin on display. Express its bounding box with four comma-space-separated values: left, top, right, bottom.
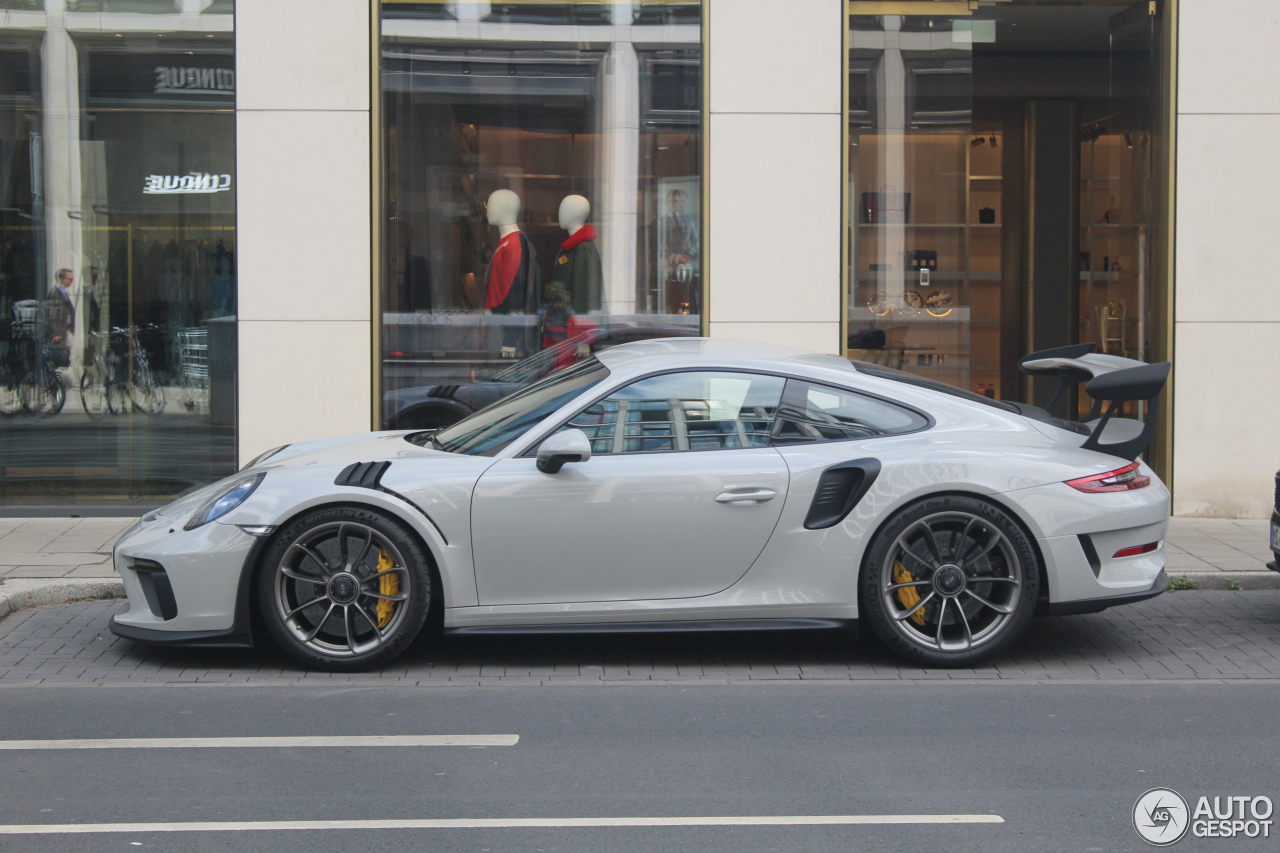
549, 194, 603, 314
482, 189, 539, 358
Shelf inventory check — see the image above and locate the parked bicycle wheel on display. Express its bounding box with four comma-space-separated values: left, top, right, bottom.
0, 378, 21, 416
130, 364, 165, 416
80, 368, 109, 419
107, 379, 128, 415
19, 370, 65, 417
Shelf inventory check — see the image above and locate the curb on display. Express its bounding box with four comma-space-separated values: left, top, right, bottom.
1167, 571, 1280, 591
0, 578, 125, 619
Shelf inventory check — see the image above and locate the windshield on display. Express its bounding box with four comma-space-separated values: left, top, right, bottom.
432, 357, 610, 456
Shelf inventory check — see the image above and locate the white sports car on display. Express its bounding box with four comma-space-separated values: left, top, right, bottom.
110, 339, 1171, 670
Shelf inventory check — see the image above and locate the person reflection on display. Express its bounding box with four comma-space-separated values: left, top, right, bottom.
47, 268, 75, 345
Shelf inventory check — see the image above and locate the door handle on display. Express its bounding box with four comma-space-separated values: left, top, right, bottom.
715, 489, 777, 506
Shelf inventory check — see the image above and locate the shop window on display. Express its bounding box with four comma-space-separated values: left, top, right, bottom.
379, 0, 704, 432
0, 4, 236, 507
846, 1, 1169, 433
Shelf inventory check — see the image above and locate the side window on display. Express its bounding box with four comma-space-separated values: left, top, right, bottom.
560, 371, 786, 454
771, 379, 927, 445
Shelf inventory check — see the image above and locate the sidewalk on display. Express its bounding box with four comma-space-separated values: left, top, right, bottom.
0, 515, 1273, 580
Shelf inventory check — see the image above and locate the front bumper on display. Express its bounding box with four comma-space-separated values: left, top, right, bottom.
108, 513, 261, 648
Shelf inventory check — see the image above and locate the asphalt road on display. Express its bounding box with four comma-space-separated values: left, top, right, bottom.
1, 681, 1277, 852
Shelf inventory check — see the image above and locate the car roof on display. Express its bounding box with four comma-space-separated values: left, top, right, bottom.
593, 337, 822, 372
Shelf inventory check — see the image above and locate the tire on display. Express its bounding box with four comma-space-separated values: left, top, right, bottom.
257, 507, 433, 671
81, 368, 108, 419
107, 380, 128, 415
130, 365, 165, 415
19, 371, 65, 417
0, 378, 21, 416
860, 494, 1039, 668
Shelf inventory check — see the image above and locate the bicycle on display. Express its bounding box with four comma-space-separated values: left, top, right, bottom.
80, 331, 111, 419
1, 301, 37, 416
18, 339, 67, 418
79, 325, 165, 417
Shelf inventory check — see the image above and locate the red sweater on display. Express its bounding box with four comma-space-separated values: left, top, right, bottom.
484, 231, 523, 310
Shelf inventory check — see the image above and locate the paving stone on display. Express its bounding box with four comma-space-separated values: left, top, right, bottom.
2, 591, 1278, 686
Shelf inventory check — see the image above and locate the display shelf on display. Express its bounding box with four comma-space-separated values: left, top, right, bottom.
969, 175, 1002, 181
858, 222, 966, 228
1079, 271, 1136, 281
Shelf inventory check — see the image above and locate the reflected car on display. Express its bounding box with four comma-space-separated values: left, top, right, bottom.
110, 338, 1171, 671
382, 322, 698, 430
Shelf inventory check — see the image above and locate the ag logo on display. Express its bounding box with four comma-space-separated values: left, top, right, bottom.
1134, 788, 1190, 846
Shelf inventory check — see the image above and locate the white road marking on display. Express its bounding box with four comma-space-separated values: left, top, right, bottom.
0, 735, 518, 750
0, 815, 1004, 834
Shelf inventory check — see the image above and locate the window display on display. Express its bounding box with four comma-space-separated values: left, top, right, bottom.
379, 0, 704, 431
0, 6, 236, 507
846, 1, 1168, 430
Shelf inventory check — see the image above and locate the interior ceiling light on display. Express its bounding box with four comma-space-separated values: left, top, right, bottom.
970, 137, 985, 148
989, 136, 998, 148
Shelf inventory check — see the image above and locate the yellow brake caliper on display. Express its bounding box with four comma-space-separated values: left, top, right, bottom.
375, 548, 400, 629
892, 561, 927, 626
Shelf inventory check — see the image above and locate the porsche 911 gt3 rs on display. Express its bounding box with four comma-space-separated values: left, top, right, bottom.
110, 338, 1171, 670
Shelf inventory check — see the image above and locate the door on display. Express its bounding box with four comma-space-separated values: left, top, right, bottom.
470, 371, 790, 605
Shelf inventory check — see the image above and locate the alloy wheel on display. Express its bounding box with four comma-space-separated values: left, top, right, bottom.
878, 510, 1023, 654
272, 521, 413, 658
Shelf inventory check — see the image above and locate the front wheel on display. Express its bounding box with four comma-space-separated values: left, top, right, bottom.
81, 368, 108, 419
257, 507, 433, 671
19, 370, 65, 417
860, 495, 1039, 668
0, 376, 21, 416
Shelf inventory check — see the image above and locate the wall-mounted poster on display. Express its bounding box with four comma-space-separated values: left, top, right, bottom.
656, 175, 700, 315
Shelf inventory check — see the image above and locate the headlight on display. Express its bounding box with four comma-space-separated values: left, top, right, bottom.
241, 445, 290, 471
184, 472, 265, 531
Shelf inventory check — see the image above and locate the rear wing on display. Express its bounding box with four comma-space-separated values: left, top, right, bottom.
1018, 343, 1170, 461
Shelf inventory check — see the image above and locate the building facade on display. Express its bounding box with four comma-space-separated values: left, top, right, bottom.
0, 0, 1272, 519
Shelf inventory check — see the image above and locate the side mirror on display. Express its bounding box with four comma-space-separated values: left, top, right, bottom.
536, 428, 592, 474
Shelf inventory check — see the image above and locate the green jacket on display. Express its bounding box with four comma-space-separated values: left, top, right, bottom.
550, 226, 603, 313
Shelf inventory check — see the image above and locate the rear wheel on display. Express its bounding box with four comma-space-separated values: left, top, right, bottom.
0, 376, 21, 416
257, 507, 432, 671
81, 368, 108, 419
860, 495, 1039, 668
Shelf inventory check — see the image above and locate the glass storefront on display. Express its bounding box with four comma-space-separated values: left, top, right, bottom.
379, 0, 703, 431
846, 1, 1170, 431
0, 4, 236, 507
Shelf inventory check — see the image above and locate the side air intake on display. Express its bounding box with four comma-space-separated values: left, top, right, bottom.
803, 458, 882, 530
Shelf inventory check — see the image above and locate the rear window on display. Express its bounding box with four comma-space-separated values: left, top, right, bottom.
851, 361, 1019, 413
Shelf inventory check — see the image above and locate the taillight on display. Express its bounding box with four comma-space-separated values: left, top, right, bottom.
1065, 461, 1150, 493
1113, 542, 1159, 558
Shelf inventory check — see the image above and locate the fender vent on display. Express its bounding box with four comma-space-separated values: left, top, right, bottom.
335, 461, 391, 489
803, 458, 882, 530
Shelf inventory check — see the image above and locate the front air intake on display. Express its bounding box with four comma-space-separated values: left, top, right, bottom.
132, 559, 178, 621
